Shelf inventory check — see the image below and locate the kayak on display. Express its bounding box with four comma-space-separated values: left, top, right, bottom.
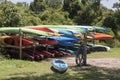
31, 36, 58, 45
26, 26, 54, 33
23, 48, 45, 60
6, 48, 34, 60
49, 36, 80, 46
0, 36, 34, 46
40, 25, 86, 33
93, 32, 113, 40
58, 41, 74, 46
49, 36, 80, 42
94, 26, 109, 31
87, 44, 110, 52
0, 27, 50, 36
51, 59, 68, 74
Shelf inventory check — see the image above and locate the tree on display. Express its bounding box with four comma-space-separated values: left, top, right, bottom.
103, 15, 119, 38
113, 2, 120, 11
15, 2, 41, 26
45, 0, 63, 9
74, 1, 97, 25
113, 2, 120, 28
38, 8, 74, 25
0, 1, 21, 27
63, 0, 81, 19
29, 0, 47, 14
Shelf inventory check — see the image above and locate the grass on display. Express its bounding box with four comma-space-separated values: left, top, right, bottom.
88, 48, 120, 58
0, 48, 120, 80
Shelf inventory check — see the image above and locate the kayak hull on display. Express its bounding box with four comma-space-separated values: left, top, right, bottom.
93, 32, 113, 40
0, 36, 34, 46
51, 59, 68, 74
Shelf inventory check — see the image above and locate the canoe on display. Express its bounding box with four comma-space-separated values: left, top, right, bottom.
93, 32, 113, 40
0, 27, 50, 36
0, 36, 34, 46
51, 59, 68, 74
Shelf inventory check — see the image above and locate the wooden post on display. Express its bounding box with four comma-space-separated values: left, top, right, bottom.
19, 28, 22, 60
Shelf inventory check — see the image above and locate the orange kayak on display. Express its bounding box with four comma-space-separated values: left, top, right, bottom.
93, 32, 113, 40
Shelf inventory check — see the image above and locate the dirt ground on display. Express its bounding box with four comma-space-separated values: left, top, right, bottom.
61, 57, 120, 69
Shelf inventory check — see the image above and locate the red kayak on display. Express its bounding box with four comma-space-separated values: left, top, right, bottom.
36, 47, 55, 58
23, 49, 44, 60
27, 26, 54, 33
93, 32, 113, 40
50, 50, 64, 57
26, 26, 60, 36
0, 36, 34, 46
31, 37, 58, 45
38, 39, 58, 45
59, 51, 71, 56
7, 48, 34, 61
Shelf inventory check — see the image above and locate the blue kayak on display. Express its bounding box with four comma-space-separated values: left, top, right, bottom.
94, 26, 109, 31
51, 59, 68, 74
49, 36, 80, 46
58, 29, 74, 36
58, 41, 74, 46
49, 36, 80, 43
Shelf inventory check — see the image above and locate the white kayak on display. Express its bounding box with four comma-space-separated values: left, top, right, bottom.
51, 59, 68, 74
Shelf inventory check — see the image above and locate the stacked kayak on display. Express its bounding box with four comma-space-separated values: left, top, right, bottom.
31, 36, 58, 45
93, 32, 113, 40
49, 36, 80, 46
0, 36, 34, 46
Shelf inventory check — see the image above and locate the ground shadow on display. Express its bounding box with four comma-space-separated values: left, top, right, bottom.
2, 65, 120, 80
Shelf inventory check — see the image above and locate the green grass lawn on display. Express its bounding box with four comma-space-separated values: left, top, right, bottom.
88, 48, 120, 58
0, 48, 120, 80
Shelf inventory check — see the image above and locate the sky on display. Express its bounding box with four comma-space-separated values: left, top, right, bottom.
9, 0, 119, 9
101, 0, 119, 9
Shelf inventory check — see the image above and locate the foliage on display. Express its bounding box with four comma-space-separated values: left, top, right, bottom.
74, 2, 94, 25
29, 0, 47, 14
16, 4, 41, 26
0, 1, 21, 27
63, 0, 81, 19
46, 0, 63, 9
39, 8, 74, 25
